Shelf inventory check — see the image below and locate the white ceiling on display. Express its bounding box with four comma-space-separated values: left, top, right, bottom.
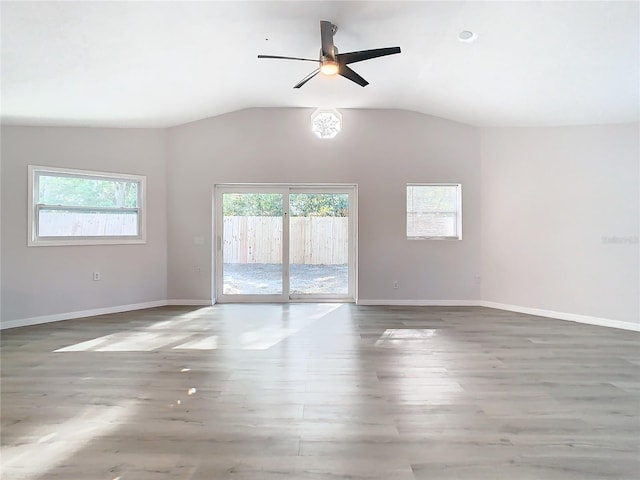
1, 1, 638, 128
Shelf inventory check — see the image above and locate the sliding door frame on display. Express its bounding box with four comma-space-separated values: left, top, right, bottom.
214, 185, 289, 303
214, 183, 357, 303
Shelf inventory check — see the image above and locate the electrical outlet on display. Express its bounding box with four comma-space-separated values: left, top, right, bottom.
93, 271, 101, 281
393, 280, 399, 289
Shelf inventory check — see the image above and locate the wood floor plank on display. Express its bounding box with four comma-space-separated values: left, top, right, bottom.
1, 304, 638, 479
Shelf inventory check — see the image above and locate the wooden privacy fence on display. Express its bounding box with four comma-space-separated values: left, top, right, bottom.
38, 211, 138, 237
223, 216, 348, 265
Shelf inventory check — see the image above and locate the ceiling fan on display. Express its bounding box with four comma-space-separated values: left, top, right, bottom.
258, 20, 401, 88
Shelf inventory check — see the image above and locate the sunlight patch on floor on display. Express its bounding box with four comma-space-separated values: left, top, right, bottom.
54, 304, 342, 352
374, 328, 437, 347
1, 401, 137, 480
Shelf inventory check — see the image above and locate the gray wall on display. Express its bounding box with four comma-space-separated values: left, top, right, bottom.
166, 108, 482, 303
1, 126, 167, 324
1, 111, 637, 328
481, 124, 640, 325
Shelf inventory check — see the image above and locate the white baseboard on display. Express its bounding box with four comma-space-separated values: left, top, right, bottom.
480, 301, 640, 332
0, 300, 167, 330
357, 299, 480, 306
0, 299, 216, 330
165, 299, 213, 306
3, 298, 636, 332
355, 299, 639, 332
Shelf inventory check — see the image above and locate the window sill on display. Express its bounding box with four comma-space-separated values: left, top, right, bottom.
407, 236, 462, 241
28, 237, 146, 247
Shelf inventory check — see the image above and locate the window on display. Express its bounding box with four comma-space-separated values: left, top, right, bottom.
28, 166, 146, 246
311, 109, 342, 138
407, 184, 462, 239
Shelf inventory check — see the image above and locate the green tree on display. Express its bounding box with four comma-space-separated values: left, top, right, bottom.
223, 193, 348, 217
39, 175, 138, 207
223, 193, 282, 216
290, 194, 348, 217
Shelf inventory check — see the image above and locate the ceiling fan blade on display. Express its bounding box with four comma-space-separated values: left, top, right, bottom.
338, 65, 369, 87
337, 47, 401, 65
258, 55, 320, 62
320, 20, 335, 58
293, 68, 320, 89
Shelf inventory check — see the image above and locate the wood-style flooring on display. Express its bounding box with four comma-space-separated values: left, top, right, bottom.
1, 304, 639, 479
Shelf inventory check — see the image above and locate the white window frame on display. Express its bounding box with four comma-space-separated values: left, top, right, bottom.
407, 183, 462, 240
28, 165, 147, 246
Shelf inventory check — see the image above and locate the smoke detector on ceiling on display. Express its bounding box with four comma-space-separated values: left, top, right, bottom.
458, 30, 478, 43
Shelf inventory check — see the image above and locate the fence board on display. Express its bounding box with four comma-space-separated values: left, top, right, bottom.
223, 216, 347, 264
38, 212, 138, 237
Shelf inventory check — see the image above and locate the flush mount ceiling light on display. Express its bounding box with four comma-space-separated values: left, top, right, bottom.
458, 30, 478, 43
311, 109, 342, 139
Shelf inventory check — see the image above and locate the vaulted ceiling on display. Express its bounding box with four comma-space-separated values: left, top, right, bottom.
1, 1, 638, 128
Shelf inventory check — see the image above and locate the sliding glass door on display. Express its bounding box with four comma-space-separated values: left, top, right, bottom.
289, 190, 350, 298
218, 188, 288, 302
215, 185, 356, 302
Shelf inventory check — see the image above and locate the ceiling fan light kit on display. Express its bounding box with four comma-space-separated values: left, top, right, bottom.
320, 59, 339, 76
258, 20, 401, 88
